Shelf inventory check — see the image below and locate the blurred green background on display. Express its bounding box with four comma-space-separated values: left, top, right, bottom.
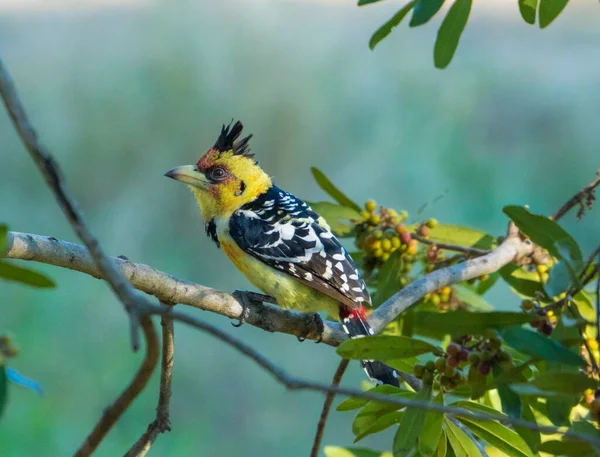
1, 0, 599, 455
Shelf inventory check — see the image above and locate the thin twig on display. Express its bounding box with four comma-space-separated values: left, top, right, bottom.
0, 58, 154, 350
74, 317, 159, 457
141, 303, 600, 447
124, 313, 175, 457
309, 359, 349, 457
551, 169, 600, 221
412, 233, 490, 257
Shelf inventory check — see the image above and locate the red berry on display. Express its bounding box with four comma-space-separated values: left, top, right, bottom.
400, 232, 412, 245
541, 322, 553, 336
530, 320, 540, 328
447, 357, 459, 367
447, 343, 460, 356
419, 225, 430, 237
458, 350, 469, 362
479, 362, 491, 376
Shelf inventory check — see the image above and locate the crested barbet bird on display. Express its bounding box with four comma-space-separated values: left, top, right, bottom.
165, 121, 399, 386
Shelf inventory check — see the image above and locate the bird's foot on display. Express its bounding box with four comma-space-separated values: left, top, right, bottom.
297, 312, 324, 343
231, 290, 276, 327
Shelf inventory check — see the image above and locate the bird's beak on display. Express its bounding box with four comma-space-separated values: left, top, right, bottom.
164, 165, 209, 189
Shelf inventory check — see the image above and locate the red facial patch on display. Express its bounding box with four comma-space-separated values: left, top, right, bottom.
196, 149, 218, 172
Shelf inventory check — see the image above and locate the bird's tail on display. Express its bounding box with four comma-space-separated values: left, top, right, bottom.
339, 306, 399, 387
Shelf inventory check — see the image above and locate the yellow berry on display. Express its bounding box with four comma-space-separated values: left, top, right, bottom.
381, 239, 392, 252
427, 218, 438, 229
370, 240, 382, 250
373, 248, 384, 258
381, 252, 390, 262
480, 274, 489, 282
361, 210, 371, 220
537, 264, 549, 274
540, 272, 549, 283
369, 215, 381, 226
521, 299, 534, 311
365, 200, 377, 212
441, 286, 452, 296
431, 294, 441, 306
391, 237, 401, 249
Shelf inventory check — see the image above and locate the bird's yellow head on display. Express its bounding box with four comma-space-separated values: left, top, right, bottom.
165, 121, 272, 221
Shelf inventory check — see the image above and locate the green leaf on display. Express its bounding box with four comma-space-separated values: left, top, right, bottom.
369, 1, 418, 50
307, 201, 360, 237
324, 447, 392, 457
518, 0, 537, 24
572, 290, 596, 323
433, 0, 472, 69
458, 417, 534, 457
444, 417, 483, 457
425, 224, 496, 250
449, 400, 507, 419
475, 272, 500, 295
467, 364, 487, 400
0, 224, 8, 254
499, 264, 546, 300
410, 0, 445, 27
510, 372, 596, 397
337, 335, 442, 361
503, 206, 583, 282
337, 384, 409, 412
358, 0, 386, 5
514, 401, 541, 454
393, 382, 432, 456
373, 250, 404, 306
385, 357, 420, 374
539, 0, 569, 28
493, 362, 522, 418
419, 390, 444, 457
354, 411, 404, 442
454, 285, 493, 311
436, 430, 447, 457
545, 395, 577, 426
0, 260, 56, 288
545, 260, 574, 298
501, 327, 585, 367
0, 364, 6, 420
413, 311, 535, 338
538, 440, 596, 457
311, 167, 362, 212
353, 390, 417, 436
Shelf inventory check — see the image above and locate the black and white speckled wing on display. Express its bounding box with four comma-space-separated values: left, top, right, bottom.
228, 186, 370, 310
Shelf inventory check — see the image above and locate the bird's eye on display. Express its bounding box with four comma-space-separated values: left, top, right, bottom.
209, 167, 227, 181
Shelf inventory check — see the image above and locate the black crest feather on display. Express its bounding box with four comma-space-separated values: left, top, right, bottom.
214, 120, 254, 158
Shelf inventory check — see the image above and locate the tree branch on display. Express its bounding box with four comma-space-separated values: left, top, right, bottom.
4, 231, 346, 346
551, 169, 600, 221
124, 314, 175, 457
411, 232, 490, 256
309, 359, 349, 457
0, 58, 155, 350
73, 316, 159, 457
368, 223, 533, 333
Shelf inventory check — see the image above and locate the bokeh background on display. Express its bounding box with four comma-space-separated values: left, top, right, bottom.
1, 0, 599, 455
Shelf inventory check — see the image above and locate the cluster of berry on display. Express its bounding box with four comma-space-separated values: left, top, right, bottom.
521, 299, 555, 336
355, 199, 437, 278
413, 334, 514, 391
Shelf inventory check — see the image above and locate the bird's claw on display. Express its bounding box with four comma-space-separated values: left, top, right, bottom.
297, 312, 324, 343
231, 290, 276, 327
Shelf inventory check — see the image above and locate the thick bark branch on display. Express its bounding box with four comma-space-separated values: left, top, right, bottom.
4, 228, 531, 347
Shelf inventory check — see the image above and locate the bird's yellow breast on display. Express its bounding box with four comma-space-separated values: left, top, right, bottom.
218, 231, 339, 318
